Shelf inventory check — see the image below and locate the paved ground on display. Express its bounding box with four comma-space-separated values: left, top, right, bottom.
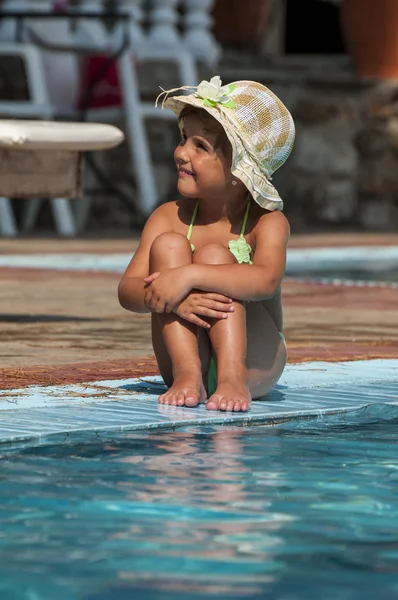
1, 234, 398, 390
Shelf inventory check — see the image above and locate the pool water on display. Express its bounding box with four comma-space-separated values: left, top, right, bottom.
288, 267, 398, 284
1, 406, 398, 600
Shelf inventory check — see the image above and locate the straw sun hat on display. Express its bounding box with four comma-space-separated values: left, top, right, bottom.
156, 76, 295, 211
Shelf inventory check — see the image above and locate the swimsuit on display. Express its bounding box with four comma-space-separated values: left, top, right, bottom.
187, 198, 253, 264
186, 199, 286, 397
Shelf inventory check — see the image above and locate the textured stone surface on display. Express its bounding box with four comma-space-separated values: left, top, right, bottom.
315, 179, 357, 223
356, 197, 395, 230
292, 130, 357, 177
225, 58, 398, 232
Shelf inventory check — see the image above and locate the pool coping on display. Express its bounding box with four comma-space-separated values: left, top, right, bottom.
0, 358, 397, 448
0, 245, 398, 274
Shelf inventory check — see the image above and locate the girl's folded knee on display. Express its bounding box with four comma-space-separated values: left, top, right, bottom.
193, 243, 236, 265
150, 232, 191, 257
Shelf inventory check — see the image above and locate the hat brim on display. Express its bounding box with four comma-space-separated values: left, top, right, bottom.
163, 94, 284, 211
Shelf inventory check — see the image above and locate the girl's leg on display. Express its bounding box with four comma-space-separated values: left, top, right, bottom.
192, 244, 250, 412
245, 301, 287, 400
149, 232, 208, 407
193, 244, 286, 413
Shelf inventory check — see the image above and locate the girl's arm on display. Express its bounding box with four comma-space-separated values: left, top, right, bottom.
189, 211, 290, 301
118, 203, 173, 313
144, 211, 290, 311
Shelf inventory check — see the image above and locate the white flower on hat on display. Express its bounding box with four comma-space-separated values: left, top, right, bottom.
195, 76, 236, 109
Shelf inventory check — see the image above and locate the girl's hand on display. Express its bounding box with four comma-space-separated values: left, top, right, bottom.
144, 268, 192, 313
174, 291, 234, 328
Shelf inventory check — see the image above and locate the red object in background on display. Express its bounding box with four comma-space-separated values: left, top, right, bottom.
340, 0, 398, 79
212, 0, 270, 50
77, 55, 123, 110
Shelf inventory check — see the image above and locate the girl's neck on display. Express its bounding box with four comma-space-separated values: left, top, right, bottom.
196, 191, 249, 223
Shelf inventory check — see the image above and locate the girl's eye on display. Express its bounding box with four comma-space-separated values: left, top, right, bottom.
197, 142, 208, 151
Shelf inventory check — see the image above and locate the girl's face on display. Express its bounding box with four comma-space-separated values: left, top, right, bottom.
174, 112, 233, 200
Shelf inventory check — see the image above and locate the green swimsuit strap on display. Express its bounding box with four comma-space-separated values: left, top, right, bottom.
187, 200, 199, 242
187, 200, 199, 251
239, 198, 251, 237
188, 198, 250, 239
187, 198, 251, 252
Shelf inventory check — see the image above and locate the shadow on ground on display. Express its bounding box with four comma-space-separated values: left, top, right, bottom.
0, 314, 101, 323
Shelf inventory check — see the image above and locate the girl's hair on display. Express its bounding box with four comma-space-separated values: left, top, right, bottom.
178, 105, 231, 155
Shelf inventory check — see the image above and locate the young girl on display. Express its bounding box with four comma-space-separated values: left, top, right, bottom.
118, 76, 295, 413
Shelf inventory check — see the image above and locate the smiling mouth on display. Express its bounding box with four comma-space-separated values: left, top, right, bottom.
178, 167, 195, 177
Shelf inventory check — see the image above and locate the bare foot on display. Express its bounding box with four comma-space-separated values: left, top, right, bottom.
206, 378, 251, 412
158, 372, 207, 408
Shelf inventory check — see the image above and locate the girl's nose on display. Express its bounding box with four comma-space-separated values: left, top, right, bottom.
174, 143, 189, 163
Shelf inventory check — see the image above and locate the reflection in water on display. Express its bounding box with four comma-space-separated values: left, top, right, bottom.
105, 427, 291, 594
1, 411, 398, 600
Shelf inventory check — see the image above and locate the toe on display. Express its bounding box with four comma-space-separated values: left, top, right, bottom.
233, 400, 242, 412
219, 398, 229, 411
226, 399, 235, 412
206, 397, 220, 411
176, 392, 185, 406
185, 392, 199, 408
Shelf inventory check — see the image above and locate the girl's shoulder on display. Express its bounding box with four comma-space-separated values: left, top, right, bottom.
153, 198, 197, 229
251, 207, 290, 240
144, 199, 197, 238
150, 199, 178, 218
251, 204, 289, 225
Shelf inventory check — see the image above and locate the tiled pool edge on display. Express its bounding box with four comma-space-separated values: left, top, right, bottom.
0, 359, 397, 447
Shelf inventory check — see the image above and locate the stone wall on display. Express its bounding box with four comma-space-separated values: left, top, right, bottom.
265, 67, 398, 232
220, 53, 398, 233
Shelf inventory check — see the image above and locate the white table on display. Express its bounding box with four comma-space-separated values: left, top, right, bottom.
0, 119, 124, 236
